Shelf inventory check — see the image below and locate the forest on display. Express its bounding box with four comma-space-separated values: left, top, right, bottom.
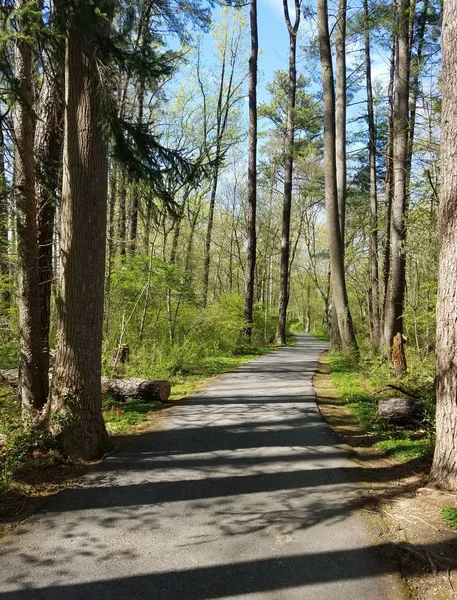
0, 0, 456, 498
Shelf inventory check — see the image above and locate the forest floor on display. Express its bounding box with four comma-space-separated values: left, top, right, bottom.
313, 353, 457, 600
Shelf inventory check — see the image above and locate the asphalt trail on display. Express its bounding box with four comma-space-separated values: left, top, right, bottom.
0, 334, 405, 599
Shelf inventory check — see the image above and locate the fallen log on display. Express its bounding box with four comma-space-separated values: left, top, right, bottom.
101, 377, 171, 402
377, 397, 424, 425
0, 369, 18, 388
0, 370, 171, 403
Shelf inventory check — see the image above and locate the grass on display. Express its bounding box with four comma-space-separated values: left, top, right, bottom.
328, 349, 435, 463
440, 507, 457, 530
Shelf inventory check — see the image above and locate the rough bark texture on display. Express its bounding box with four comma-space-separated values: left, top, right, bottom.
429, 0, 457, 490
50, 1, 110, 460
275, 0, 300, 346
101, 378, 171, 402
34, 40, 63, 398
0, 115, 9, 306
129, 80, 144, 255
377, 397, 423, 424
391, 331, 407, 377
363, 0, 380, 348
383, 0, 410, 359
14, 0, 48, 418
317, 0, 357, 352
382, 0, 396, 341
335, 0, 347, 245
243, 0, 258, 342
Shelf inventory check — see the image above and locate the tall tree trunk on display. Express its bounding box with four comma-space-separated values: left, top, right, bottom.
34, 39, 64, 397
128, 80, 144, 255
317, 0, 357, 352
382, 0, 396, 338
243, 0, 258, 342
383, 0, 411, 370
330, 0, 348, 350
13, 0, 48, 419
118, 173, 127, 256
105, 160, 118, 335
50, 0, 110, 459
429, 0, 457, 491
335, 0, 347, 245
364, 0, 380, 348
406, 0, 428, 186
275, 0, 300, 346
0, 115, 9, 307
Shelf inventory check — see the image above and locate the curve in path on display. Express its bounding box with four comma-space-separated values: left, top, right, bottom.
0, 334, 405, 599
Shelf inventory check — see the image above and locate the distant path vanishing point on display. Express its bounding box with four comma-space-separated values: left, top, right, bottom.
0, 334, 406, 599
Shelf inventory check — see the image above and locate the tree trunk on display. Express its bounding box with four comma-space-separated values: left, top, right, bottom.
381, 0, 396, 340
50, 0, 110, 460
128, 80, 144, 255
406, 0, 428, 187
429, 0, 457, 490
335, 0, 347, 246
275, 0, 300, 346
13, 0, 48, 419
317, 0, 357, 352
383, 0, 410, 363
0, 114, 9, 307
363, 0, 380, 348
118, 173, 127, 256
243, 0, 258, 342
34, 39, 64, 397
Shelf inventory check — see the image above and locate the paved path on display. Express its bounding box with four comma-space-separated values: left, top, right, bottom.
0, 334, 405, 599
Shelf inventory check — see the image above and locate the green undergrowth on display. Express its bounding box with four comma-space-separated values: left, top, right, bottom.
440, 507, 457, 530
328, 349, 435, 463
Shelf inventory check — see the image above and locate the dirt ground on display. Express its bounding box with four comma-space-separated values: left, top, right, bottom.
313, 355, 457, 600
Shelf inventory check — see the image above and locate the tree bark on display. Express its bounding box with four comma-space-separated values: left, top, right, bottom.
335, 0, 347, 246
275, 0, 300, 346
383, 0, 410, 362
128, 80, 144, 255
243, 0, 258, 342
13, 0, 48, 419
381, 0, 396, 339
363, 0, 380, 348
101, 378, 171, 402
0, 114, 9, 306
317, 0, 357, 352
429, 0, 457, 490
34, 36, 64, 397
50, 0, 110, 460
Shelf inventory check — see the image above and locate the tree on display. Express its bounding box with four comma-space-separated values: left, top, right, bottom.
201, 8, 247, 307
382, 0, 411, 375
363, 0, 380, 348
317, 0, 356, 352
243, 0, 258, 341
49, 0, 111, 459
13, 0, 48, 420
275, 0, 301, 346
34, 5, 64, 398
429, 0, 457, 491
